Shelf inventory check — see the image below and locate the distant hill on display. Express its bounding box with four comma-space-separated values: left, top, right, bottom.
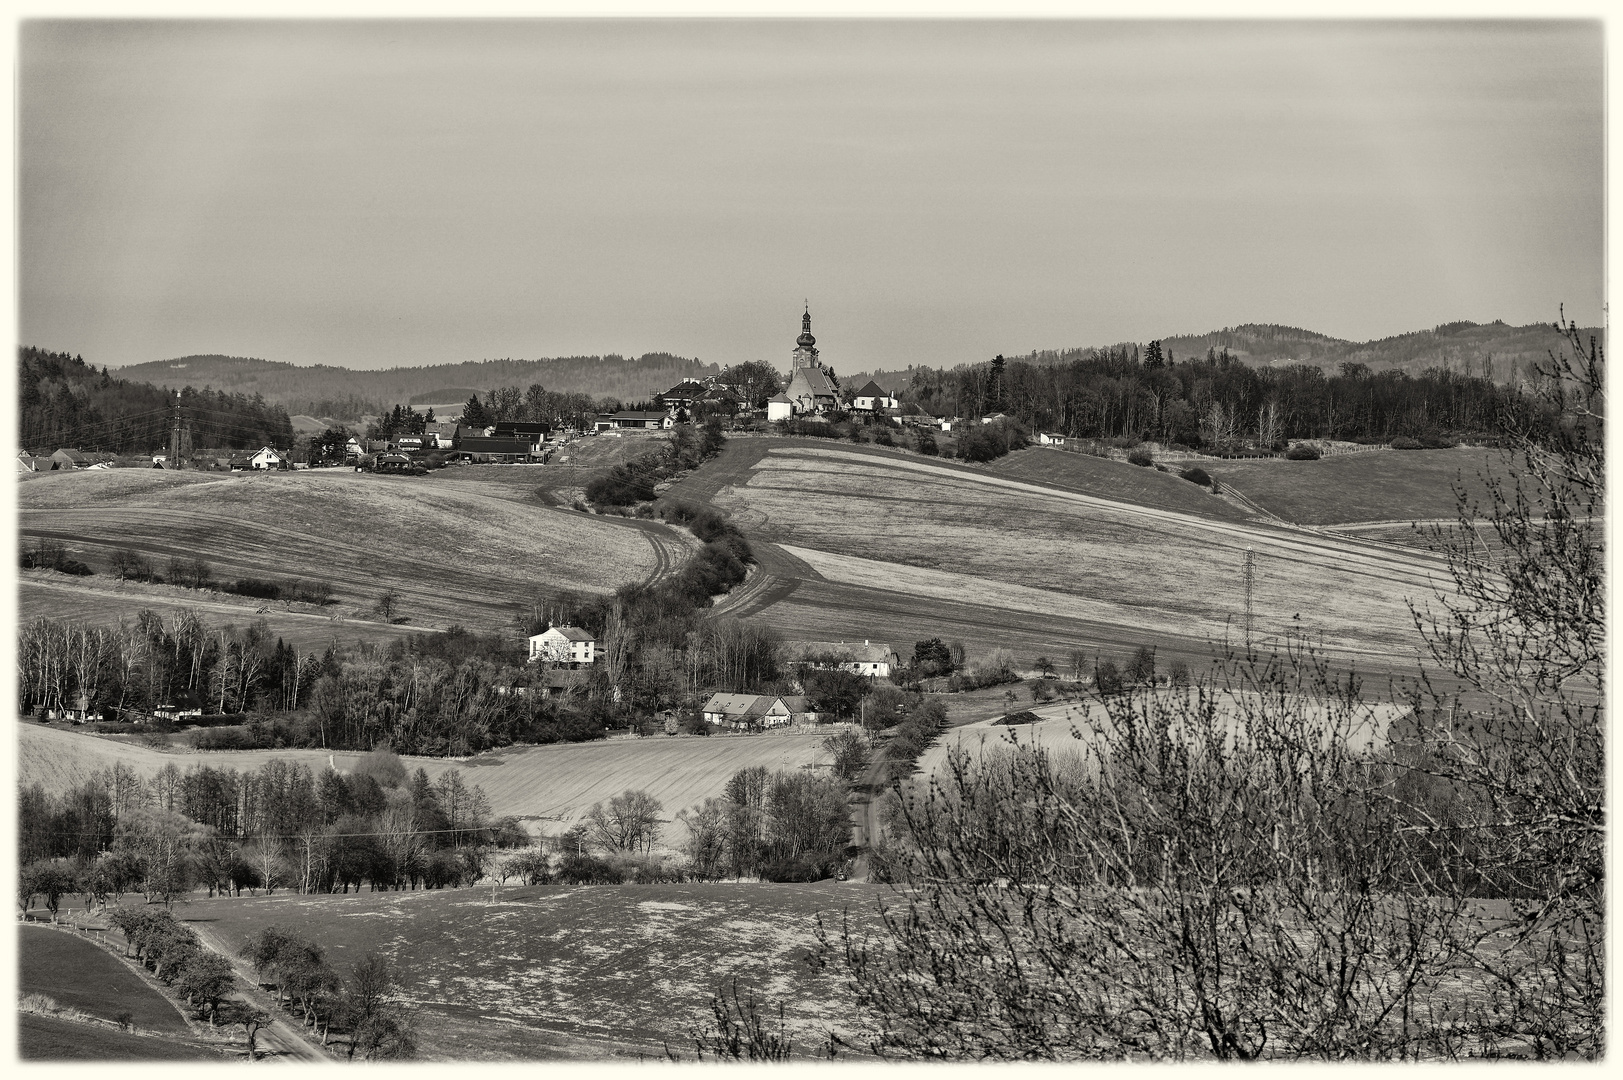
1131, 320, 1595, 383
114, 352, 721, 420
843, 321, 1599, 389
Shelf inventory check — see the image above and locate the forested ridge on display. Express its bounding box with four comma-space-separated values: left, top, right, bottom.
116, 352, 719, 421
898, 343, 1569, 444
19, 347, 294, 455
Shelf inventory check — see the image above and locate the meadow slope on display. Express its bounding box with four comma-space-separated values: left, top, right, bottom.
17, 466, 696, 638
698, 444, 1454, 669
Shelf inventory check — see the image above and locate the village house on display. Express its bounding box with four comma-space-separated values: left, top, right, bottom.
936, 417, 959, 432
765, 393, 795, 422
50, 448, 92, 469
700, 692, 818, 729
420, 421, 458, 449
1038, 432, 1068, 446
784, 639, 899, 679
454, 435, 539, 462
249, 447, 284, 469
599, 411, 674, 430
980, 413, 1008, 425
528, 625, 597, 666
491, 420, 552, 442
850, 380, 900, 415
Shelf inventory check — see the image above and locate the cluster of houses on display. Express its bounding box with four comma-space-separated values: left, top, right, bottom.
17, 448, 117, 472
522, 624, 897, 730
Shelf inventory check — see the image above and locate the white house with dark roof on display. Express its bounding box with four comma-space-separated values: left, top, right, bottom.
528, 625, 597, 666
766, 393, 795, 422
701, 692, 818, 728
783, 639, 898, 679
850, 380, 900, 414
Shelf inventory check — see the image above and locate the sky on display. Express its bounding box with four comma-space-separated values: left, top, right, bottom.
17, 18, 1606, 375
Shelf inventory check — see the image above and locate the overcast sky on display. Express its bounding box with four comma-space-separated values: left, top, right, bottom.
18, 19, 1604, 374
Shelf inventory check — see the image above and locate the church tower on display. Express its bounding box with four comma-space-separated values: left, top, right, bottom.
791, 303, 819, 370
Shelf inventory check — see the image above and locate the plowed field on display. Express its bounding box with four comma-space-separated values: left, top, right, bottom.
701, 444, 1453, 668
17, 467, 695, 637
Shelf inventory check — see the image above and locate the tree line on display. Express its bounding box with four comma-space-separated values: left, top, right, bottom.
900, 346, 1561, 447
20, 347, 295, 455
19, 747, 521, 903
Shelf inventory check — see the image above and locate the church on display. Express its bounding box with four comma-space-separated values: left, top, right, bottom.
768, 306, 841, 420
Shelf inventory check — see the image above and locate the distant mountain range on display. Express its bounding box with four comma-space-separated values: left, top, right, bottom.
110, 319, 1600, 417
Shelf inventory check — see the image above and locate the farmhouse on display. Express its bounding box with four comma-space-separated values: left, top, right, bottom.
1038, 432, 1068, 446
784, 640, 899, 678
422, 422, 459, 449
455, 435, 539, 462
491, 420, 552, 441
50, 448, 92, 469
700, 693, 818, 729
529, 625, 597, 666
602, 411, 674, 430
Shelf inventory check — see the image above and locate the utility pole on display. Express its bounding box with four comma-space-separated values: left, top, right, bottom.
1242, 549, 1256, 648
166, 392, 192, 468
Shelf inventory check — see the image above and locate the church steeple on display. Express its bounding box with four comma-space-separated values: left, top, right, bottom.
792, 303, 819, 369
797, 303, 816, 349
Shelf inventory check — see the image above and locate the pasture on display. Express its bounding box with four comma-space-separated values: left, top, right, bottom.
18, 574, 426, 650
17, 465, 695, 637
913, 692, 1410, 777
987, 446, 1254, 522
708, 446, 1451, 665
18, 721, 835, 847
1202, 447, 1513, 526
176, 881, 876, 1060
18, 924, 193, 1034
19, 1013, 224, 1061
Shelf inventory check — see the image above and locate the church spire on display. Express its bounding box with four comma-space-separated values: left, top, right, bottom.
797, 304, 816, 349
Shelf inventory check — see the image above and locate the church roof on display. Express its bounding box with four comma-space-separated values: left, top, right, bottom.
767, 393, 793, 403
787, 365, 839, 398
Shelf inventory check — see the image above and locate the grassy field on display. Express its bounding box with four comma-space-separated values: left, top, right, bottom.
18, 721, 835, 847
175, 882, 877, 1060
19, 1012, 225, 1061
913, 693, 1410, 777
708, 445, 1449, 664
987, 446, 1255, 522
1201, 447, 1514, 526
18, 574, 428, 650
19, 924, 194, 1034
17, 466, 696, 638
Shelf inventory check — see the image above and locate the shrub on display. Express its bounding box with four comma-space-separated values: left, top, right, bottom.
1179, 466, 1212, 486
760, 853, 832, 883
1390, 436, 1423, 450
917, 431, 939, 456
231, 578, 282, 600
554, 853, 623, 884
1418, 434, 1458, 449
1284, 443, 1322, 460
873, 428, 895, 447
1126, 449, 1153, 467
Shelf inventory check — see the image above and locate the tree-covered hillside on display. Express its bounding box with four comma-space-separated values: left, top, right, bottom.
19, 348, 294, 455
116, 352, 720, 420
